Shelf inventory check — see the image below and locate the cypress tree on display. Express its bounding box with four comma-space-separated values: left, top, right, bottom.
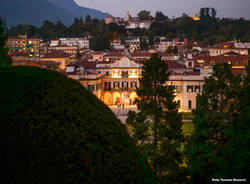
126, 53, 186, 183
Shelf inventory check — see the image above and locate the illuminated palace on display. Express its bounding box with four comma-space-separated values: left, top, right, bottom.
66, 51, 248, 111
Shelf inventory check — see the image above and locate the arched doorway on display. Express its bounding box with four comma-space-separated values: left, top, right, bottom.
130, 92, 138, 105
104, 92, 112, 105
113, 92, 121, 105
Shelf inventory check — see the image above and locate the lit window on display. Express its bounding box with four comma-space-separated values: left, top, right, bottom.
131, 81, 137, 88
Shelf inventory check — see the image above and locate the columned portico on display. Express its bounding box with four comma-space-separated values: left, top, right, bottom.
103, 91, 138, 106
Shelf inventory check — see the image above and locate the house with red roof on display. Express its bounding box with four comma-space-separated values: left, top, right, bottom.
40, 50, 73, 70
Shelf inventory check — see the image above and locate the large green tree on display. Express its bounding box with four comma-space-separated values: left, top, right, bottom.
90, 34, 110, 51
186, 63, 250, 183
0, 18, 12, 66
0, 66, 157, 184
138, 10, 152, 21
165, 46, 178, 55
126, 53, 186, 183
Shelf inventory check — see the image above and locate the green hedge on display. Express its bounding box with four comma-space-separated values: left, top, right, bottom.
0, 66, 156, 184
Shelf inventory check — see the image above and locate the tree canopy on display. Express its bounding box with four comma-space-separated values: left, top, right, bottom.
7, 8, 250, 46
0, 18, 12, 66
126, 53, 186, 183
138, 10, 152, 21
0, 66, 156, 184
165, 46, 178, 55
185, 63, 250, 183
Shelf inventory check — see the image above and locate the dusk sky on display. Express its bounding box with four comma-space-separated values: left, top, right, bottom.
74, 0, 250, 19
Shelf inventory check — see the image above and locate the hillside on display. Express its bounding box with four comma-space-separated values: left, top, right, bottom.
47, 0, 111, 20
0, 0, 111, 27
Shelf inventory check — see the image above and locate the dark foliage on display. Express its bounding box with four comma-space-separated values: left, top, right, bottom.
90, 34, 111, 51
7, 8, 250, 46
126, 54, 186, 183
185, 63, 250, 183
0, 66, 156, 184
0, 18, 12, 66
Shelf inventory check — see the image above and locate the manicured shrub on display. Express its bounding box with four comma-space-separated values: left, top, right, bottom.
0, 66, 156, 184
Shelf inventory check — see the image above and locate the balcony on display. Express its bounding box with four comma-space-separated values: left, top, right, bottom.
104, 87, 137, 92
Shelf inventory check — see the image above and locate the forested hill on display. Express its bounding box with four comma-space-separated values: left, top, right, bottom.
47, 0, 111, 21
0, 0, 111, 27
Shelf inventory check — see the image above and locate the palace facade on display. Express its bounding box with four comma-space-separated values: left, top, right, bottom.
66, 53, 210, 111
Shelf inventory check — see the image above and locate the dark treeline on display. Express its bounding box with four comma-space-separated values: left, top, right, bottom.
7, 8, 250, 48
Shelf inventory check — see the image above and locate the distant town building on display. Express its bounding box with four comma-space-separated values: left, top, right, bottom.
65, 50, 248, 111
59, 38, 89, 49
189, 14, 200, 21
41, 50, 73, 70
111, 39, 125, 50
124, 11, 131, 21
49, 45, 78, 58
234, 42, 250, 49
6, 35, 42, 57
105, 11, 152, 30
105, 16, 123, 24
125, 20, 151, 30
125, 37, 140, 51
157, 39, 184, 52
209, 47, 248, 56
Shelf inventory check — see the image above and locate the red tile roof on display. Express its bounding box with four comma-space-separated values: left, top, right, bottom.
13, 60, 42, 67
186, 71, 200, 76
166, 61, 186, 69
43, 50, 71, 58
13, 60, 59, 67
194, 55, 248, 67
104, 52, 124, 57
67, 59, 97, 69
131, 52, 152, 57
36, 60, 60, 66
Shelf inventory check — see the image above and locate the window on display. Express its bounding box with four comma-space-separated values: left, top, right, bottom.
131, 81, 137, 88
98, 71, 101, 74
188, 62, 192, 67
122, 81, 128, 89
105, 82, 111, 89
106, 71, 109, 75
188, 100, 192, 109
187, 85, 193, 92
88, 84, 94, 92
114, 81, 119, 88
194, 85, 201, 93
122, 71, 128, 78
113, 70, 119, 77
131, 70, 138, 77
96, 83, 102, 90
